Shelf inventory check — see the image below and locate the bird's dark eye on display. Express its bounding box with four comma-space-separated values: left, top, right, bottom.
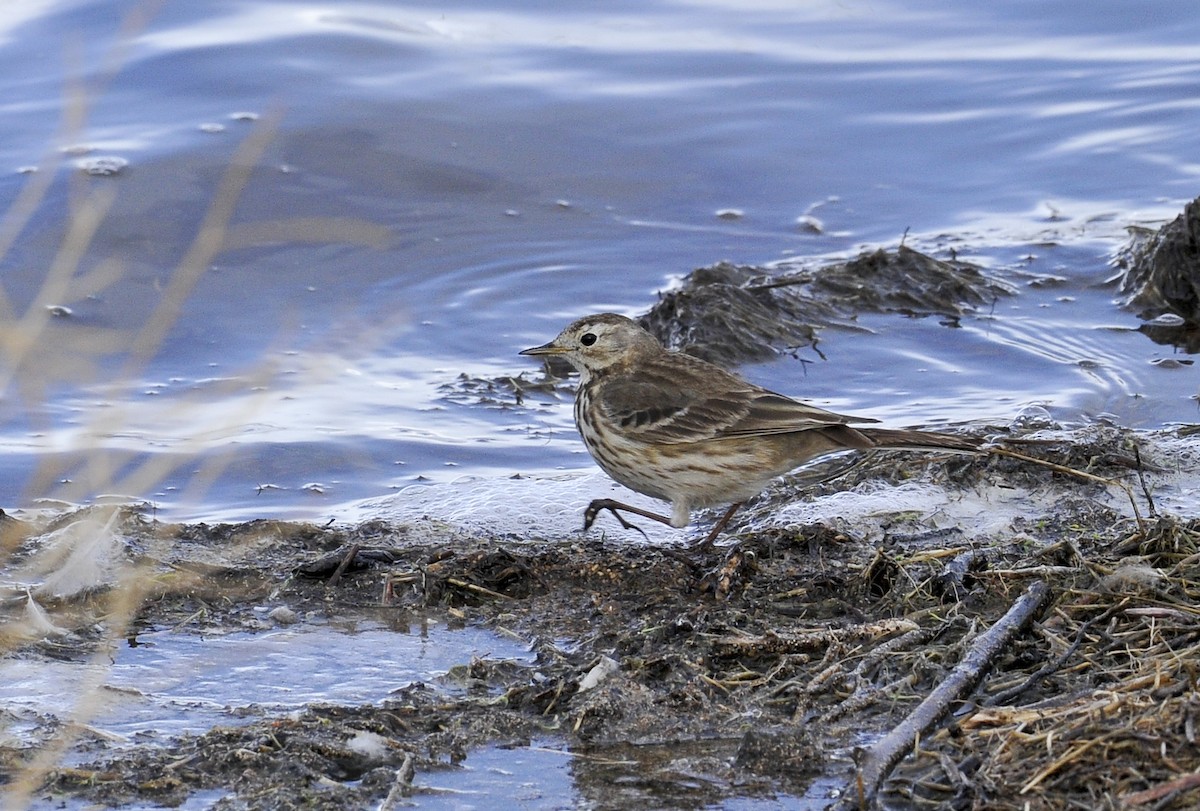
580, 332, 597, 346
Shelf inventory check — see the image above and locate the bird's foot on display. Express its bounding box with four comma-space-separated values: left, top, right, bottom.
582, 498, 674, 540
584, 502, 648, 540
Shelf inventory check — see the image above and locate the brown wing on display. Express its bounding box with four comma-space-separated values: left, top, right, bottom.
595, 355, 876, 445
717, 390, 878, 438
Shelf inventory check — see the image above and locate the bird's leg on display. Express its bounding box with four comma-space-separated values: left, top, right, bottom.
583, 499, 674, 539
693, 502, 752, 598
691, 501, 745, 552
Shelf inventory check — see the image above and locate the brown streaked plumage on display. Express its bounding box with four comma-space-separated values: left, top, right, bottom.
521, 313, 980, 548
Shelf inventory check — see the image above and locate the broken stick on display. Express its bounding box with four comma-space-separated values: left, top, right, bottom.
836, 579, 1052, 810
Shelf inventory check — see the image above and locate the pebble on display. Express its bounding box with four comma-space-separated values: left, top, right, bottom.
267, 606, 298, 625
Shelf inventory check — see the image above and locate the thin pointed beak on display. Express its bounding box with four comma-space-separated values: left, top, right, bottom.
520, 341, 567, 357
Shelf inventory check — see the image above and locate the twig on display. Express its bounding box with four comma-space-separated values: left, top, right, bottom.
982, 608, 1109, 707
445, 577, 515, 602
710, 619, 918, 657
1124, 772, 1200, 806
932, 548, 987, 602
326, 543, 359, 588
1132, 443, 1157, 518
378, 753, 415, 810
381, 571, 422, 605
979, 565, 1083, 578
837, 579, 1052, 810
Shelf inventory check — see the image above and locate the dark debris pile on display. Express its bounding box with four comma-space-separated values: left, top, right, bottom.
641, 246, 1015, 364
1113, 194, 1200, 350
466, 244, 1016, 400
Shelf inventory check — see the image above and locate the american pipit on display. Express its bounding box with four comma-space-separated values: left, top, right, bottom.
521, 313, 980, 548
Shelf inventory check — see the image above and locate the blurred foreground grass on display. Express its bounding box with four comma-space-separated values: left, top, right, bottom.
0, 15, 392, 805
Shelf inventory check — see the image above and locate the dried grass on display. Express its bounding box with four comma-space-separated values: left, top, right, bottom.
878, 517, 1200, 810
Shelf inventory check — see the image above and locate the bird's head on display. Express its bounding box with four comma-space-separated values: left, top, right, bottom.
520, 313, 660, 379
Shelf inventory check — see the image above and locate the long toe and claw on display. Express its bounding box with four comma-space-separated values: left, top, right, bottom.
585, 497, 746, 554
582, 498, 676, 540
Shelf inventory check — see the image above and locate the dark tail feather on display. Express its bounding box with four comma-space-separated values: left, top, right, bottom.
858, 427, 982, 454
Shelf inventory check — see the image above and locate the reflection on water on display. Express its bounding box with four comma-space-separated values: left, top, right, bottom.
1, 619, 534, 745
0, 0, 1196, 525
413, 740, 844, 810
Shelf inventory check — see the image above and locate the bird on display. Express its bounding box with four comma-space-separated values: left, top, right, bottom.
521, 313, 980, 549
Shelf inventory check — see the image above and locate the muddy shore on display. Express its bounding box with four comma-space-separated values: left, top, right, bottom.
4, 421, 1199, 810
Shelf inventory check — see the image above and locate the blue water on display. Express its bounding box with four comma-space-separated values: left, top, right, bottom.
4, 3, 1200, 808
1, 619, 534, 741
0, 0, 1197, 523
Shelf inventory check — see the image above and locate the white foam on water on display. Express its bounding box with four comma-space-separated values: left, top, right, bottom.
329, 429, 1199, 550
336, 467, 1031, 548
336, 469, 688, 545
1134, 431, 1200, 519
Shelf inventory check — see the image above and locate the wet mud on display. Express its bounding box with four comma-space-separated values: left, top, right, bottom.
6, 423, 1200, 810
